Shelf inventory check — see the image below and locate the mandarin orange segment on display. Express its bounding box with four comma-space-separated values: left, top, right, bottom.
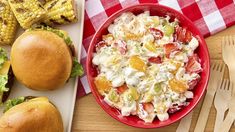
144, 41, 157, 52
94, 76, 112, 95
129, 55, 147, 72
126, 32, 136, 38
169, 78, 188, 93
123, 32, 143, 41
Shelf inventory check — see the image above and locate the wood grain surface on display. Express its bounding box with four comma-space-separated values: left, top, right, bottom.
72, 26, 235, 132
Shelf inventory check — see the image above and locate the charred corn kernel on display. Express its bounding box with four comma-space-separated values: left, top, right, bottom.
43, 0, 78, 25
0, 0, 18, 45
8, 0, 46, 29
37, 0, 52, 5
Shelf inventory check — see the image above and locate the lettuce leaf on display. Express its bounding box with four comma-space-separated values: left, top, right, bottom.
0, 75, 9, 104
0, 48, 8, 69
29, 26, 72, 45
4, 97, 25, 113
70, 58, 84, 78
0, 75, 8, 92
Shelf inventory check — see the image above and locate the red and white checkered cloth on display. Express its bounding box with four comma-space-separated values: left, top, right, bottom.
77, 0, 235, 97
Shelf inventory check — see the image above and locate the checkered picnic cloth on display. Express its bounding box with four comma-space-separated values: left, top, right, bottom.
77, 0, 235, 97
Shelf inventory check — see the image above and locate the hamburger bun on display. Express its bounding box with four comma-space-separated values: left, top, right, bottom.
0, 97, 63, 132
11, 30, 73, 90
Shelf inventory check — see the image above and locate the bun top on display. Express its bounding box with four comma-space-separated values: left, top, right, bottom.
0, 97, 64, 132
11, 30, 72, 90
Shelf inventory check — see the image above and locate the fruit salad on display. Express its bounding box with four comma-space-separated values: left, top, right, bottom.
92, 11, 202, 123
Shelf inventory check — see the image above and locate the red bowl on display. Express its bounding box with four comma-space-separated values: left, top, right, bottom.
86, 3, 210, 128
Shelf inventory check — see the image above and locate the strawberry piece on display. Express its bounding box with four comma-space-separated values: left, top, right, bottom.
185, 30, 192, 43
96, 41, 107, 51
114, 40, 127, 55
117, 84, 128, 94
175, 26, 185, 42
168, 102, 189, 114
149, 28, 163, 40
163, 43, 179, 58
188, 76, 201, 90
186, 54, 202, 74
148, 56, 162, 64
168, 107, 180, 114
142, 103, 154, 113
119, 40, 127, 55
175, 26, 192, 43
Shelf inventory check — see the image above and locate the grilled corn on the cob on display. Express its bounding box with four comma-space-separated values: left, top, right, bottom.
0, 0, 18, 45
43, 0, 78, 25
8, 0, 46, 29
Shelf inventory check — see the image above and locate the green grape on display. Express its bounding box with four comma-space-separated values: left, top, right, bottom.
152, 17, 160, 27
154, 83, 162, 93
161, 19, 168, 26
127, 87, 139, 101
164, 25, 174, 36
108, 89, 119, 103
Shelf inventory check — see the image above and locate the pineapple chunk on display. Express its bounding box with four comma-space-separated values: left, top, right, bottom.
169, 78, 188, 93
144, 41, 157, 52
124, 87, 139, 101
